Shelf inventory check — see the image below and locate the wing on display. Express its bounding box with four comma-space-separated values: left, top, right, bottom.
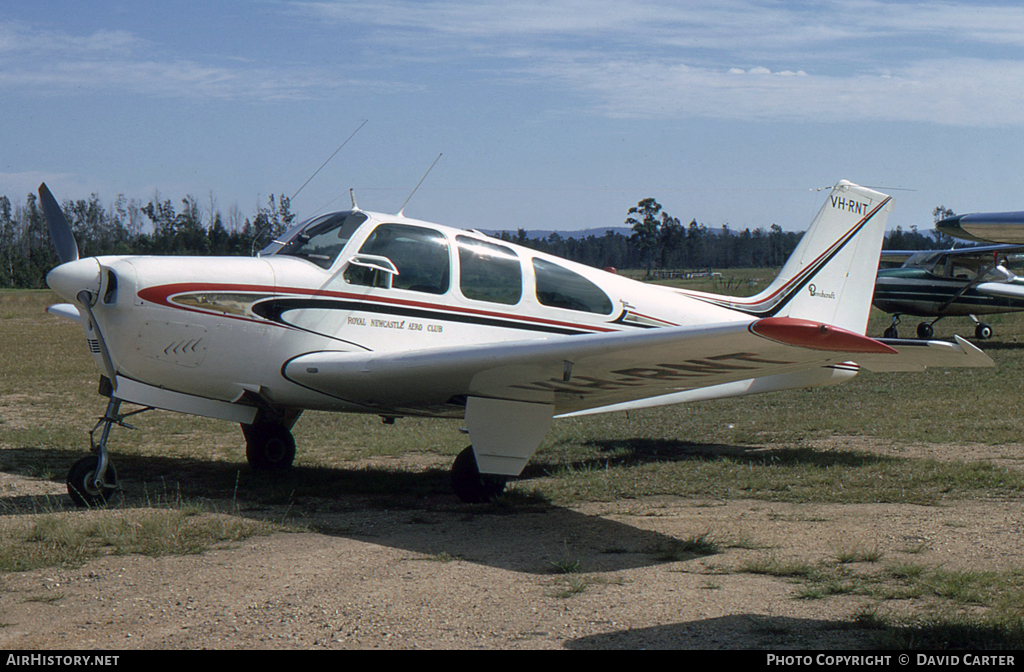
938, 243, 1024, 257
284, 316, 904, 416
938, 212, 1024, 244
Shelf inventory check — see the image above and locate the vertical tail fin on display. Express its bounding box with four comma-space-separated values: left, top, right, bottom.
711, 181, 892, 335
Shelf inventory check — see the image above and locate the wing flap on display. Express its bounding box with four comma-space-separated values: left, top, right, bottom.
284, 317, 903, 415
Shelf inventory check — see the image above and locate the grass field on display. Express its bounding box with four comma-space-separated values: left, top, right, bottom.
2, 282, 1024, 648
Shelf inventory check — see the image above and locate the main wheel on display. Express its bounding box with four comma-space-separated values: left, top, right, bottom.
975, 323, 993, 340
67, 455, 118, 508
916, 322, 934, 339
242, 422, 296, 471
451, 446, 507, 503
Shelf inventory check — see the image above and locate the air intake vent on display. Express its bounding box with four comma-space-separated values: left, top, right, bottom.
87, 338, 102, 354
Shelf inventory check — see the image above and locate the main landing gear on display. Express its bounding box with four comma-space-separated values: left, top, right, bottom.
240, 406, 303, 471
882, 314, 993, 341
451, 446, 508, 503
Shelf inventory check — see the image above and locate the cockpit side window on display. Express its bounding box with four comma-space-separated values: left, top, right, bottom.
532, 258, 613, 314
275, 212, 368, 269
346, 224, 450, 294
456, 236, 521, 305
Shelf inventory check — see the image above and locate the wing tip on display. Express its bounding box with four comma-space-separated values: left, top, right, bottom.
751, 317, 897, 354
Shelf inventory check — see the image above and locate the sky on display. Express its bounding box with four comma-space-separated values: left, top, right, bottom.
4, 1, 1024, 235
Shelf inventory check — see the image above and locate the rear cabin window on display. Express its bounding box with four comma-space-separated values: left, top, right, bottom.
456, 236, 522, 305
532, 258, 613, 314
345, 224, 450, 294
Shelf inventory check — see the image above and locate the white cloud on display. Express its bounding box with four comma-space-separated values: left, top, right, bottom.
0, 19, 385, 102
290, 0, 1024, 126
7, 2, 1024, 125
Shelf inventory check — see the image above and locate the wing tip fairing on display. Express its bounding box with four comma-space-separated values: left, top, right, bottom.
750, 317, 897, 354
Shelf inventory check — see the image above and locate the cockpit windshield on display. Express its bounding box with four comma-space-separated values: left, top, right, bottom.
269, 211, 368, 269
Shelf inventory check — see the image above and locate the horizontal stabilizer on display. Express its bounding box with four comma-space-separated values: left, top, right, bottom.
858, 336, 994, 372
46, 303, 81, 322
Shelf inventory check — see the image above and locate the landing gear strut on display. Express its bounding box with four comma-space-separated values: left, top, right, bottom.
883, 315, 901, 339
67, 395, 148, 507
969, 314, 993, 340
451, 446, 507, 503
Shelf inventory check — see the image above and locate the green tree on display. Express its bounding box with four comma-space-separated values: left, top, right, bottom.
627, 197, 663, 278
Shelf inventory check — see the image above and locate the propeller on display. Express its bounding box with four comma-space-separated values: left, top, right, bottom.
38, 182, 117, 385
38, 182, 79, 264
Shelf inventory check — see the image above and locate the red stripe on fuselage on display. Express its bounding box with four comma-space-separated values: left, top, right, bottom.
136, 283, 622, 334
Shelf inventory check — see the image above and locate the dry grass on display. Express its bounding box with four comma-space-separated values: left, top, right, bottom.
4, 286, 1024, 647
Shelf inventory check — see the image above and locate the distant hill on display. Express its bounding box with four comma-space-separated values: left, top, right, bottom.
478, 225, 743, 240
477, 226, 634, 240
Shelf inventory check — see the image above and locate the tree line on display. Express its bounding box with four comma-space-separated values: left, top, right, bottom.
0, 190, 295, 288
498, 198, 952, 277
0, 189, 951, 289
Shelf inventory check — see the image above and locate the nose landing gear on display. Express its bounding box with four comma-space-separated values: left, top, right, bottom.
67, 395, 149, 507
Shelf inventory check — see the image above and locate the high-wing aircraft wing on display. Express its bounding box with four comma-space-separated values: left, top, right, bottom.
937, 212, 1024, 244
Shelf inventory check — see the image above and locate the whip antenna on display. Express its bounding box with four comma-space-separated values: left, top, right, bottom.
398, 153, 442, 217
291, 119, 368, 202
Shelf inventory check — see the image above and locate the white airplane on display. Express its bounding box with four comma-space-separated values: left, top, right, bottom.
40, 180, 993, 507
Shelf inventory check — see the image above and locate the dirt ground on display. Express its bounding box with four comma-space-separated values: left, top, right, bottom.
0, 439, 1022, 650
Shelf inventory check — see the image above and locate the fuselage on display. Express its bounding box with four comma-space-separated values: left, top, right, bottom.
873, 266, 1024, 317
49, 209, 766, 417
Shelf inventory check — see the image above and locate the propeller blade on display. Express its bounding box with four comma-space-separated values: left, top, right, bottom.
38, 183, 79, 264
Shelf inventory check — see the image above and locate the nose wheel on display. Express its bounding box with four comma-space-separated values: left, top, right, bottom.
67, 455, 118, 508
67, 395, 148, 507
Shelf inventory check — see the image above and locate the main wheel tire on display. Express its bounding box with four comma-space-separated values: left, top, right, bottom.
451, 446, 507, 503
67, 455, 118, 508
976, 323, 993, 340
243, 422, 296, 471
916, 322, 934, 340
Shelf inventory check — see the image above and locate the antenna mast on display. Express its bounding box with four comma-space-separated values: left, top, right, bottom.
398, 153, 442, 217
290, 119, 368, 202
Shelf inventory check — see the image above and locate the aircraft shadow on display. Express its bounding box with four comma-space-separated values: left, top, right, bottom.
0, 445, 699, 575
564, 614, 872, 649
521, 438, 897, 478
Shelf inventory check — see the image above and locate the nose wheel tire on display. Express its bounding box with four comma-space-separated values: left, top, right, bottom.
451, 446, 507, 503
67, 455, 118, 507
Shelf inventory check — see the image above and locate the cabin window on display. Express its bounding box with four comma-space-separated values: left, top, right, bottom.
276, 212, 367, 269
532, 258, 613, 314
456, 236, 522, 305
346, 224, 450, 294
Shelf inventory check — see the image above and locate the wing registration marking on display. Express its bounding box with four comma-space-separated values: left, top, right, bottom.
510, 352, 794, 395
